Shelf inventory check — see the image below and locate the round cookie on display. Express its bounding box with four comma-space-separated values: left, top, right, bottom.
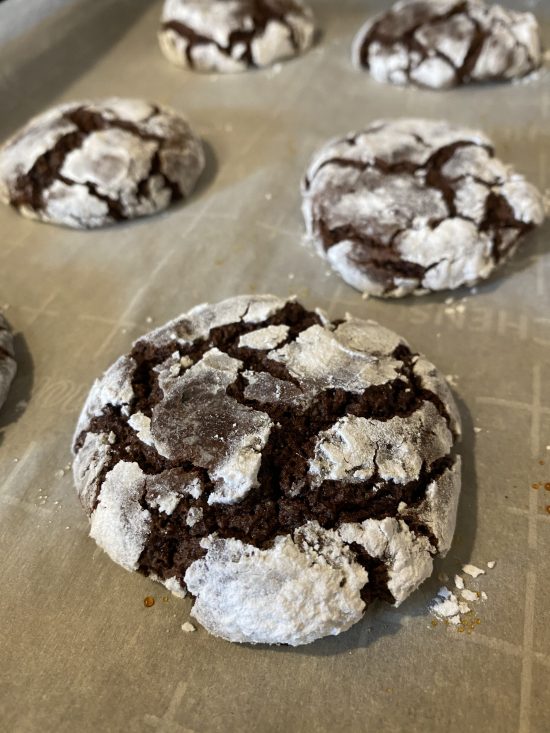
159, 0, 315, 73
302, 118, 545, 298
73, 294, 461, 646
0, 314, 17, 412
0, 98, 205, 229
352, 0, 541, 90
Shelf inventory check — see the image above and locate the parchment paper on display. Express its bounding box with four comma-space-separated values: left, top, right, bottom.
0, 1, 549, 731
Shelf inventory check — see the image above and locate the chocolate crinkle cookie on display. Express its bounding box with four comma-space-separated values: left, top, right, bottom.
159, 0, 315, 73
73, 294, 462, 646
0, 314, 16, 412
302, 118, 545, 298
352, 0, 542, 90
0, 98, 204, 229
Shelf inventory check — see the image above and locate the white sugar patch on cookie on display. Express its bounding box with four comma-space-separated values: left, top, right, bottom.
185, 524, 368, 646
128, 412, 154, 446
239, 324, 289, 350
72, 432, 112, 516
90, 462, 151, 571
270, 322, 404, 391
406, 458, 461, 555
309, 403, 452, 488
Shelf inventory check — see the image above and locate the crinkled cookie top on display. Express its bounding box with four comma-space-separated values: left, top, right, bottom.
353, 0, 541, 89
159, 0, 315, 72
73, 294, 462, 645
302, 118, 544, 297
0, 98, 204, 229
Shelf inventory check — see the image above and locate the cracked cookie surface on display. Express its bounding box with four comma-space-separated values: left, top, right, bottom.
73, 294, 461, 646
352, 0, 542, 90
302, 118, 545, 298
159, 0, 315, 73
0, 98, 205, 229
0, 314, 16, 412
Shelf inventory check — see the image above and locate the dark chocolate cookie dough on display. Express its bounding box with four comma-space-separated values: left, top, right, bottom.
353, 0, 542, 90
73, 295, 462, 645
159, 0, 315, 72
302, 118, 544, 297
0, 98, 204, 229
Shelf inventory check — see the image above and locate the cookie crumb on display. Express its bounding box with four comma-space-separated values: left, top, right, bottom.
454, 575, 464, 590
181, 622, 195, 633
461, 589, 478, 602
144, 596, 155, 608
463, 564, 485, 578
487, 561, 496, 569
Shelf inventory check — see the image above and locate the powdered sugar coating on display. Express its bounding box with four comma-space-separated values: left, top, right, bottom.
302, 118, 544, 297
270, 320, 406, 390
90, 462, 151, 572
186, 525, 368, 645
353, 0, 541, 90
309, 402, 453, 488
406, 459, 462, 555
159, 0, 315, 73
73, 294, 461, 645
0, 314, 16, 413
0, 98, 205, 229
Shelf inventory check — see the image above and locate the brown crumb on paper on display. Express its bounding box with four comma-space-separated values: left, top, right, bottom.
144, 596, 155, 608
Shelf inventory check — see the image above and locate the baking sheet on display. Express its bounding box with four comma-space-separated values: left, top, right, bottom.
0, 1, 549, 731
